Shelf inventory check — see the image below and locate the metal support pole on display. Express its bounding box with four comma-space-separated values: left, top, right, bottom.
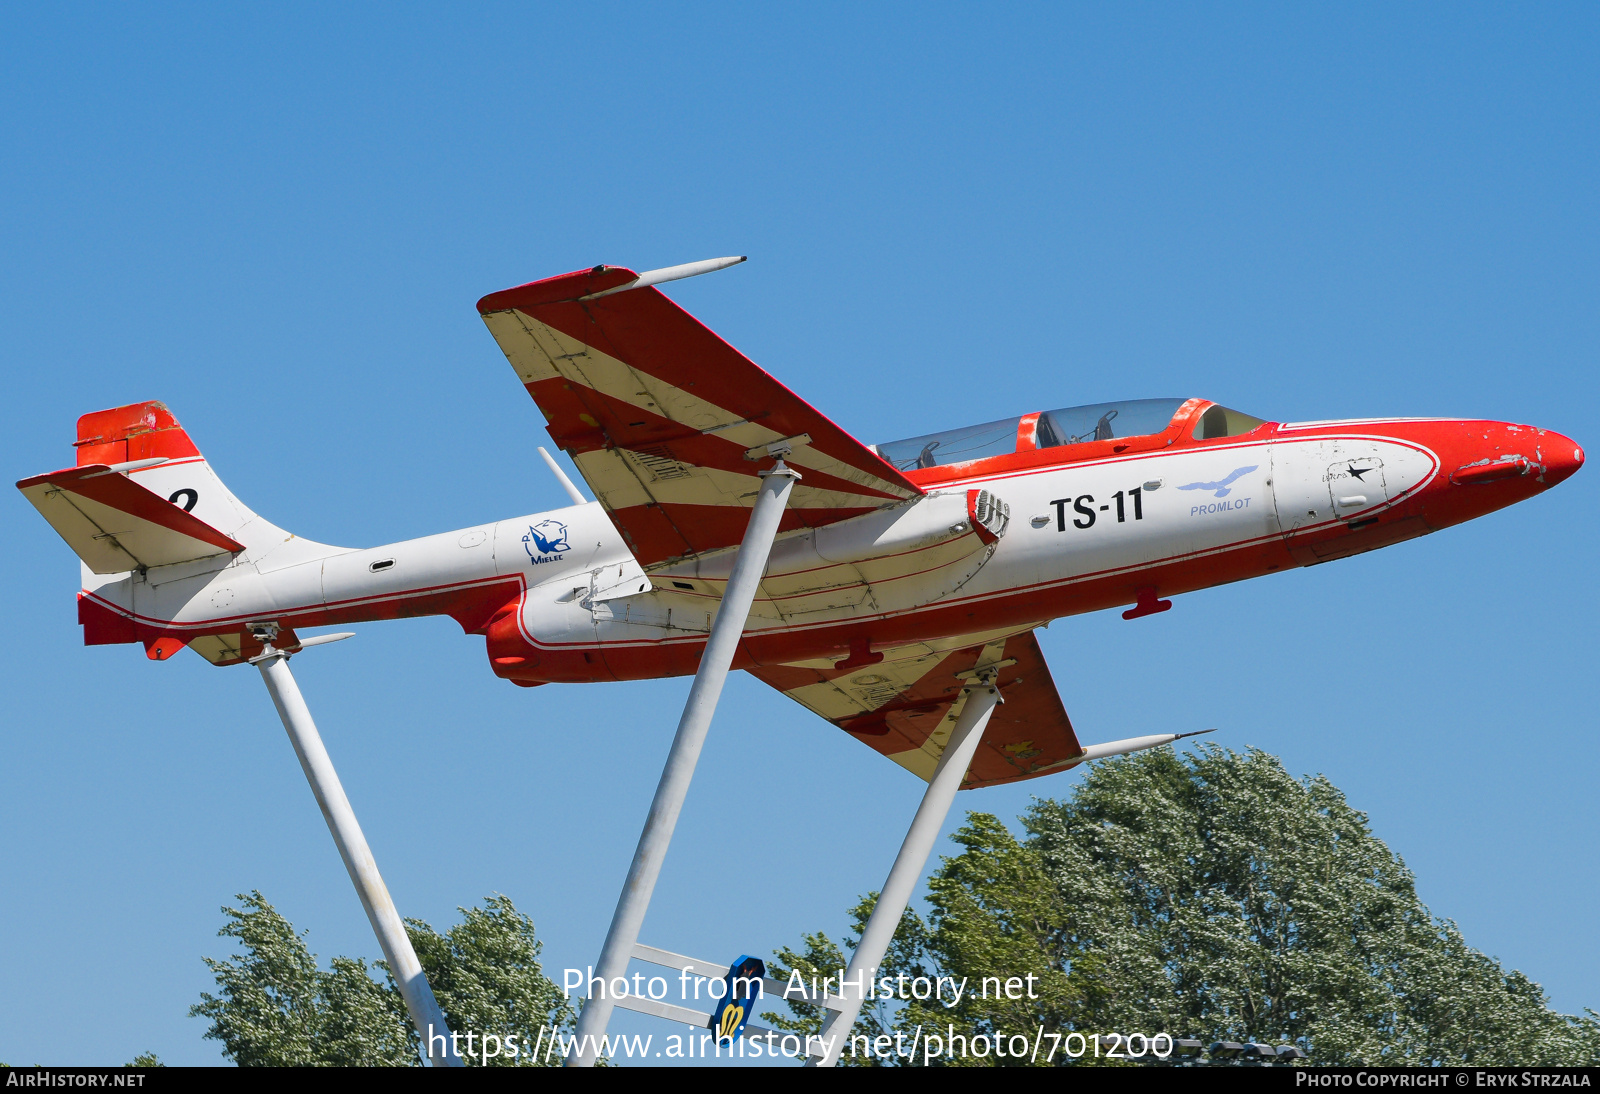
253, 642, 464, 1067
568, 461, 799, 1066
810, 670, 1003, 1068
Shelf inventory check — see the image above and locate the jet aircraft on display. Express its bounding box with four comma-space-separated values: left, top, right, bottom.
17, 260, 1585, 790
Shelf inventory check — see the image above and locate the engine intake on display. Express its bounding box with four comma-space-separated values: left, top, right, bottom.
969, 488, 1010, 544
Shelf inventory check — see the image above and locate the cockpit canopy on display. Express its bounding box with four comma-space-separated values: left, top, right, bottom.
875, 398, 1266, 471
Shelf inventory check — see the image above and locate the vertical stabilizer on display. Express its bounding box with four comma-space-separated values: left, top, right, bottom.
18, 401, 348, 661
22, 401, 532, 668
70, 401, 293, 557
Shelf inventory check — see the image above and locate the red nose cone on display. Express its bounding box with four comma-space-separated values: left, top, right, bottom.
1542, 432, 1584, 487
1394, 420, 1582, 533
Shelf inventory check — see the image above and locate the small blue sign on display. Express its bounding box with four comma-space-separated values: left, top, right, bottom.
708, 955, 767, 1044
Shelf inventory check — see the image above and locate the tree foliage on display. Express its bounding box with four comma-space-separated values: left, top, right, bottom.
406, 894, 574, 1064
771, 747, 1600, 1066
192, 891, 572, 1066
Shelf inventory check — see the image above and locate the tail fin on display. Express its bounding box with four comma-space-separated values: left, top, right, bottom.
68, 401, 289, 555
18, 401, 335, 660
23, 401, 517, 667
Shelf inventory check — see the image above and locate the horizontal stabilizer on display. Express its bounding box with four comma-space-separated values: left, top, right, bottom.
17, 464, 245, 573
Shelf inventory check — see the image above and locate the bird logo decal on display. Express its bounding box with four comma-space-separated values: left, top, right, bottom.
523, 519, 571, 563
1177, 465, 1259, 498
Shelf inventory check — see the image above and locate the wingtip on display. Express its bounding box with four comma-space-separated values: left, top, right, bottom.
476, 266, 641, 313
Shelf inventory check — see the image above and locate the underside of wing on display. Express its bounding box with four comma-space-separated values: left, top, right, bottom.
17, 465, 245, 574
749, 628, 1085, 790
477, 265, 922, 568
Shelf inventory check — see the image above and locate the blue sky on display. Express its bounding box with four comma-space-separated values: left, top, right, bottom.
2, 3, 1595, 1066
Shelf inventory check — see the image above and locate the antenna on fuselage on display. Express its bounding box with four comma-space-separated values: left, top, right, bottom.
538, 446, 588, 506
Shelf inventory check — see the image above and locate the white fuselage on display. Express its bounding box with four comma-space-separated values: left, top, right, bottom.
81, 432, 1437, 667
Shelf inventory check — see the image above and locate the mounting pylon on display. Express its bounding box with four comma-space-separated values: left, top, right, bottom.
567, 459, 799, 1067
250, 624, 463, 1067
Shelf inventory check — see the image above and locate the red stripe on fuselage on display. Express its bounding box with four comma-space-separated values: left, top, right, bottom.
83, 575, 525, 643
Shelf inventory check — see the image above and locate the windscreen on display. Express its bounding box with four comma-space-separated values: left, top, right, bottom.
875, 398, 1193, 471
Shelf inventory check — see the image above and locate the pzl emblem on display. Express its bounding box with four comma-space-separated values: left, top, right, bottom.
523, 520, 571, 566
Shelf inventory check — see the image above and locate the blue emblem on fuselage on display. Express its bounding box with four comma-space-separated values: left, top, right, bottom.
1177, 465, 1258, 498
523, 520, 571, 565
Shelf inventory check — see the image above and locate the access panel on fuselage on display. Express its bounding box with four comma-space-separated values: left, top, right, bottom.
1269, 435, 1435, 538
1326, 456, 1389, 516
1271, 439, 1339, 534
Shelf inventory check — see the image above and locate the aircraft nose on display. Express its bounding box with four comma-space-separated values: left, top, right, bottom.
1444, 424, 1583, 489
1404, 420, 1580, 533
1540, 431, 1584, 487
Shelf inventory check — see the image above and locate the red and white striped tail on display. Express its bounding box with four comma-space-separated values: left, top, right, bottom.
16, 401, 319, 658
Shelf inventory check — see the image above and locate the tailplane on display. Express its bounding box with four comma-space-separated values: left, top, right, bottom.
17, 401, 343, 661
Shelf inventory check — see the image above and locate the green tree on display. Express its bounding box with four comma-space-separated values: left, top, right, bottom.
190, 892, 334, 1066
766, 818, 1104, 1067
317, 956, 416, 1066
766, 897, 930, 1064
406, 894, 576, 1065
192, 891, 573, 1066
771, 747, 1600, 1066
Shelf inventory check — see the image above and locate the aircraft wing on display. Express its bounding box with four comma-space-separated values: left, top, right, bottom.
477, 266, 923, 568
17, 465, 245, 574
748, 629, 1085, 790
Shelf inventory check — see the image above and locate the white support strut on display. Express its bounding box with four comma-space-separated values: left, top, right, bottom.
252, 640, 463, 1067
568, 460, 800, 1067
810, 671, 1004, 1068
